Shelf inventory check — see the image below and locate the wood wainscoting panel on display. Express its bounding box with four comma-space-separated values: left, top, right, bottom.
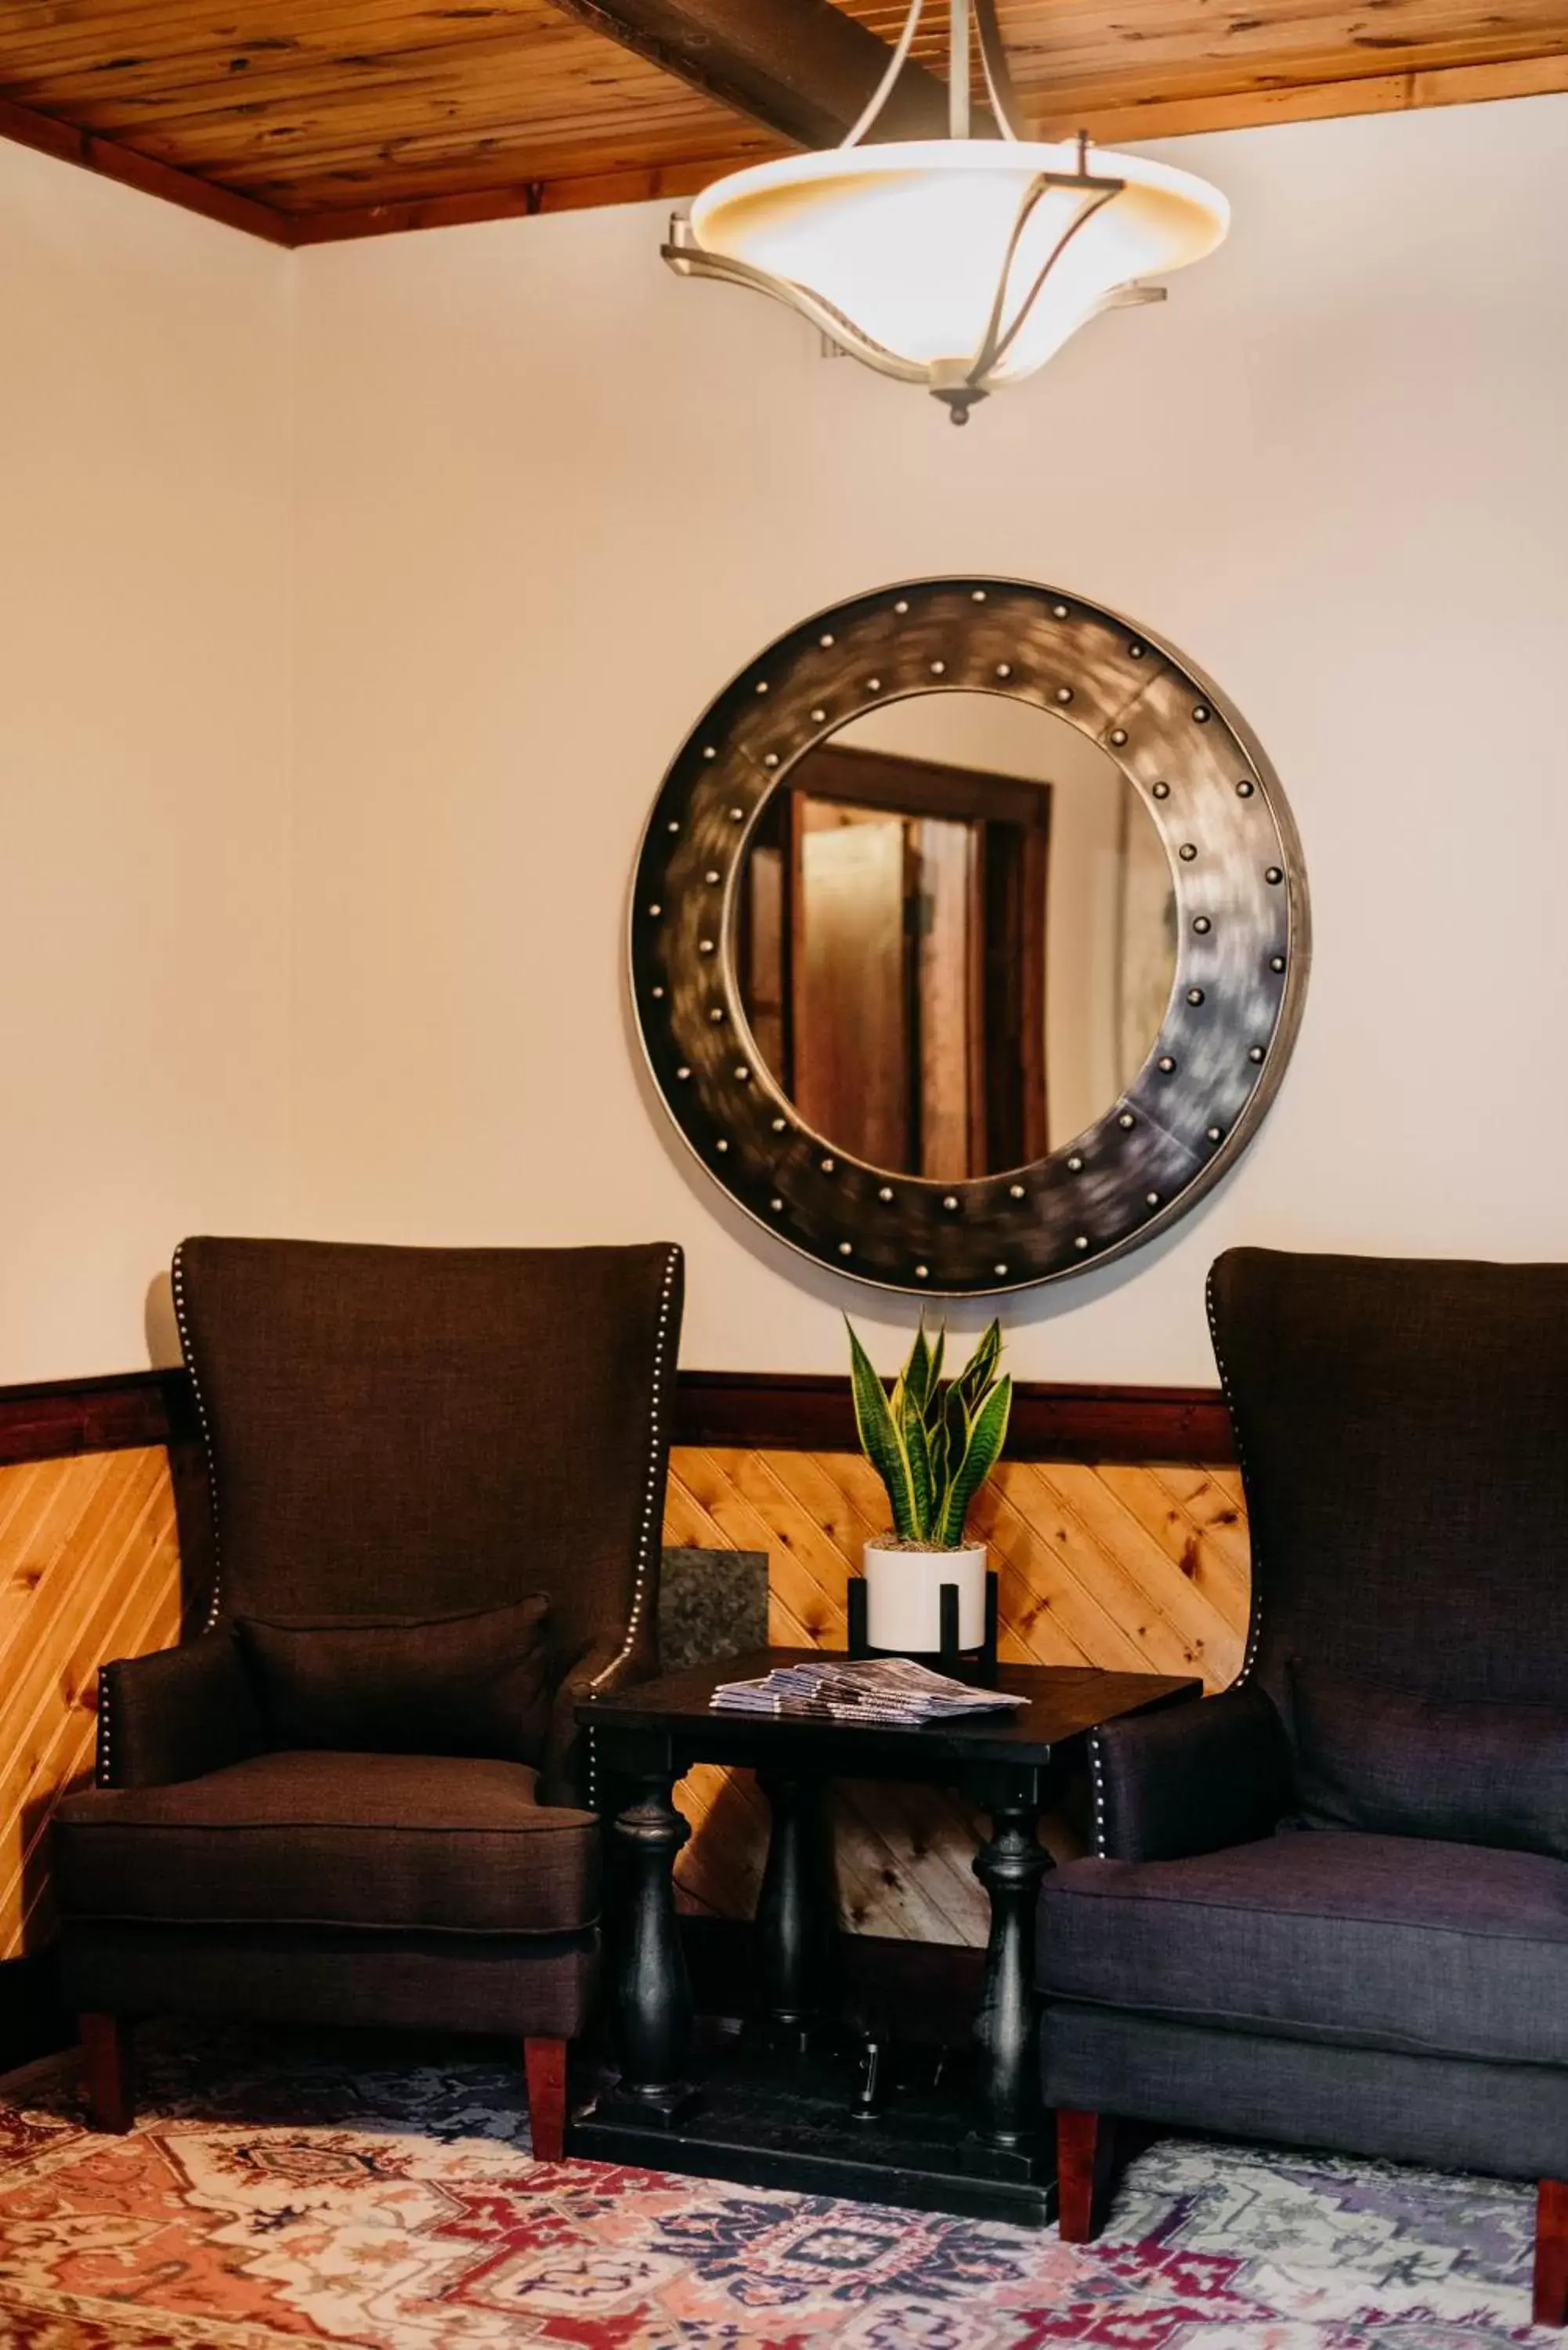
0, 1448, 182, 1961
663, 1446, 1250, 1944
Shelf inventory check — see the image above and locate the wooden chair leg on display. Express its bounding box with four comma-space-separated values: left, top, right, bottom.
79, 2014, 134, 2134
1057, 2108, 1116, 2243
1537, 2180, 1568, 2328
524, 2036, 569, 2163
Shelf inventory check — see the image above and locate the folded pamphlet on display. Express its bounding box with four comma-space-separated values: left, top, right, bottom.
710, 1655, 1026, 1724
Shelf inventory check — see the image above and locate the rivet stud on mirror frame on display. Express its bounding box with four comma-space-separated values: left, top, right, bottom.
630, 575, 1310, 1297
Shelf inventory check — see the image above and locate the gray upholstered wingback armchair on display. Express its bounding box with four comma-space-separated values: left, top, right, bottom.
52, 1237, 682, 2156
1039, 1249, 1568, 2327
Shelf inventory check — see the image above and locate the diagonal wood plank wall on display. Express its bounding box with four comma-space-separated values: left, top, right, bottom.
0, 1449, 181, 1962
0, 1431, 1249, 1961
666, 1448, 1249, 1946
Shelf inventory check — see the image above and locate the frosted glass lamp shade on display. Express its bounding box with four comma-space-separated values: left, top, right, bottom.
684, 141, 1229, 393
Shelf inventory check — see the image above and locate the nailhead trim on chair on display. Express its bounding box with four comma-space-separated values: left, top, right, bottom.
584, 1244, 681, 1804
1205, 1263, 1263, 1688
96, 1663, 117, 1788
170, 1242, 225, 1631
1088, 1727, 1109, 1857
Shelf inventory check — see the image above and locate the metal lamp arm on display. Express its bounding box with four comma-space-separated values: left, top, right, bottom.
966, 168, 1124, 388
841, 0, 931, 148
974, 0, 1023, 138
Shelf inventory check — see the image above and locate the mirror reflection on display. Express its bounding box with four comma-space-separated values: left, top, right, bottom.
737, 692, 1176, 1180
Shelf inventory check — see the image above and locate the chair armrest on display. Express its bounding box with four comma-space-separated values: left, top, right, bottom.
1089, 1684, 1293, 1862
538, 1634, 650, 1809
97, 1632, 265, 1789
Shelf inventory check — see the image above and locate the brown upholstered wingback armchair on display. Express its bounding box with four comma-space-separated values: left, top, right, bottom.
52, 1237, 683, 2155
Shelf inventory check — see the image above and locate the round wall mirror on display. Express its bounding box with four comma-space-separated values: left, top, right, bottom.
631, 578, 1309, 1296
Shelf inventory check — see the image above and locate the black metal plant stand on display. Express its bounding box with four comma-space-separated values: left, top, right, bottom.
846, 1567, 1000, 1681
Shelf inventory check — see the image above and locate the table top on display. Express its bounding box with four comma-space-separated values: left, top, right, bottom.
580, 1648, 1200, 1767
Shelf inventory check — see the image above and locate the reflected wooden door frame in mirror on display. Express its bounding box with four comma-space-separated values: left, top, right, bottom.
630, 578, 1310, 1296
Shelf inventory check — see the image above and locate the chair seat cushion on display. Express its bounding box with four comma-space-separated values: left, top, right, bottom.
54, 1752, 599, 1936
1039, 1831, 1568, 2066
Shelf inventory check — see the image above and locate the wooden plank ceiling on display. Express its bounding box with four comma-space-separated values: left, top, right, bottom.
0, 0, 1563, 246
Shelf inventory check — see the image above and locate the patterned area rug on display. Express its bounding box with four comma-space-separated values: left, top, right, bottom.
0, 2026, 1548, 2347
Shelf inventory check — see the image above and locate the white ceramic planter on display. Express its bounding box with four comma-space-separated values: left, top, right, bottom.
862, 1539, 988, 1654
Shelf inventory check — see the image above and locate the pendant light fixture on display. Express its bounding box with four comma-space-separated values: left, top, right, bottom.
663, 0, 1228, 422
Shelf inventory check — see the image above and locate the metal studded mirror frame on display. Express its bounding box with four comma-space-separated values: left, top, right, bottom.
630, 577, 1310, 1296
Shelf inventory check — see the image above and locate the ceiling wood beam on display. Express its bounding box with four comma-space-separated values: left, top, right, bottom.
0, 92, 294, 244
536, 0, 956, 148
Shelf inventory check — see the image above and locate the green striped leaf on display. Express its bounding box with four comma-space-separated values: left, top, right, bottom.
938, 1373, 1013, 1546
927, 1393, 952, 1530
901, 1318, 934, 1417
953, 1320, 1003, 1419
846, 1319, 918, 1540
899, 1376, 936, 1540
923, 1325, 947, 1419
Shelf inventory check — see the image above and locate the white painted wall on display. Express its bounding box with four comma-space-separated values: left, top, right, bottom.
0, 141, 294, 1382
5, 94, 1566, 1386
287, 92, 1568, 1383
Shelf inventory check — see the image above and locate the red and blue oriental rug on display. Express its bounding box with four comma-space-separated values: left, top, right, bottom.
0, 2027, 1548, 2346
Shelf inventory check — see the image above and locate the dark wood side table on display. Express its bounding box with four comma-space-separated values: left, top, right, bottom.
570, 1649, 1198, 2223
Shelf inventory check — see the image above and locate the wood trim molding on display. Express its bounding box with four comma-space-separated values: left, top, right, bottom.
1028, 48, 1568, 146
0, 1365, 1233, 1469
0, 1371, 197, 1469
284, 152, 772, 245
0, 94, 294, 246
674, 1371, 1233, 1461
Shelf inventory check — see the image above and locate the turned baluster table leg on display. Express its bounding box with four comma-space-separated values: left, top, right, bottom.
964, 1776, 1050, 2179
756, 1772, 836, 2048
612, 1774, 698, 2120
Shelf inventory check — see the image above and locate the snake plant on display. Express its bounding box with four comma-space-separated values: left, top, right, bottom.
847, 1316, 1013, 1548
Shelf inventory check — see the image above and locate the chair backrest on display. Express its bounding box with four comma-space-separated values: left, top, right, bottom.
173, 1237, 683, 1676
1209, 1247, 1568, 1708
